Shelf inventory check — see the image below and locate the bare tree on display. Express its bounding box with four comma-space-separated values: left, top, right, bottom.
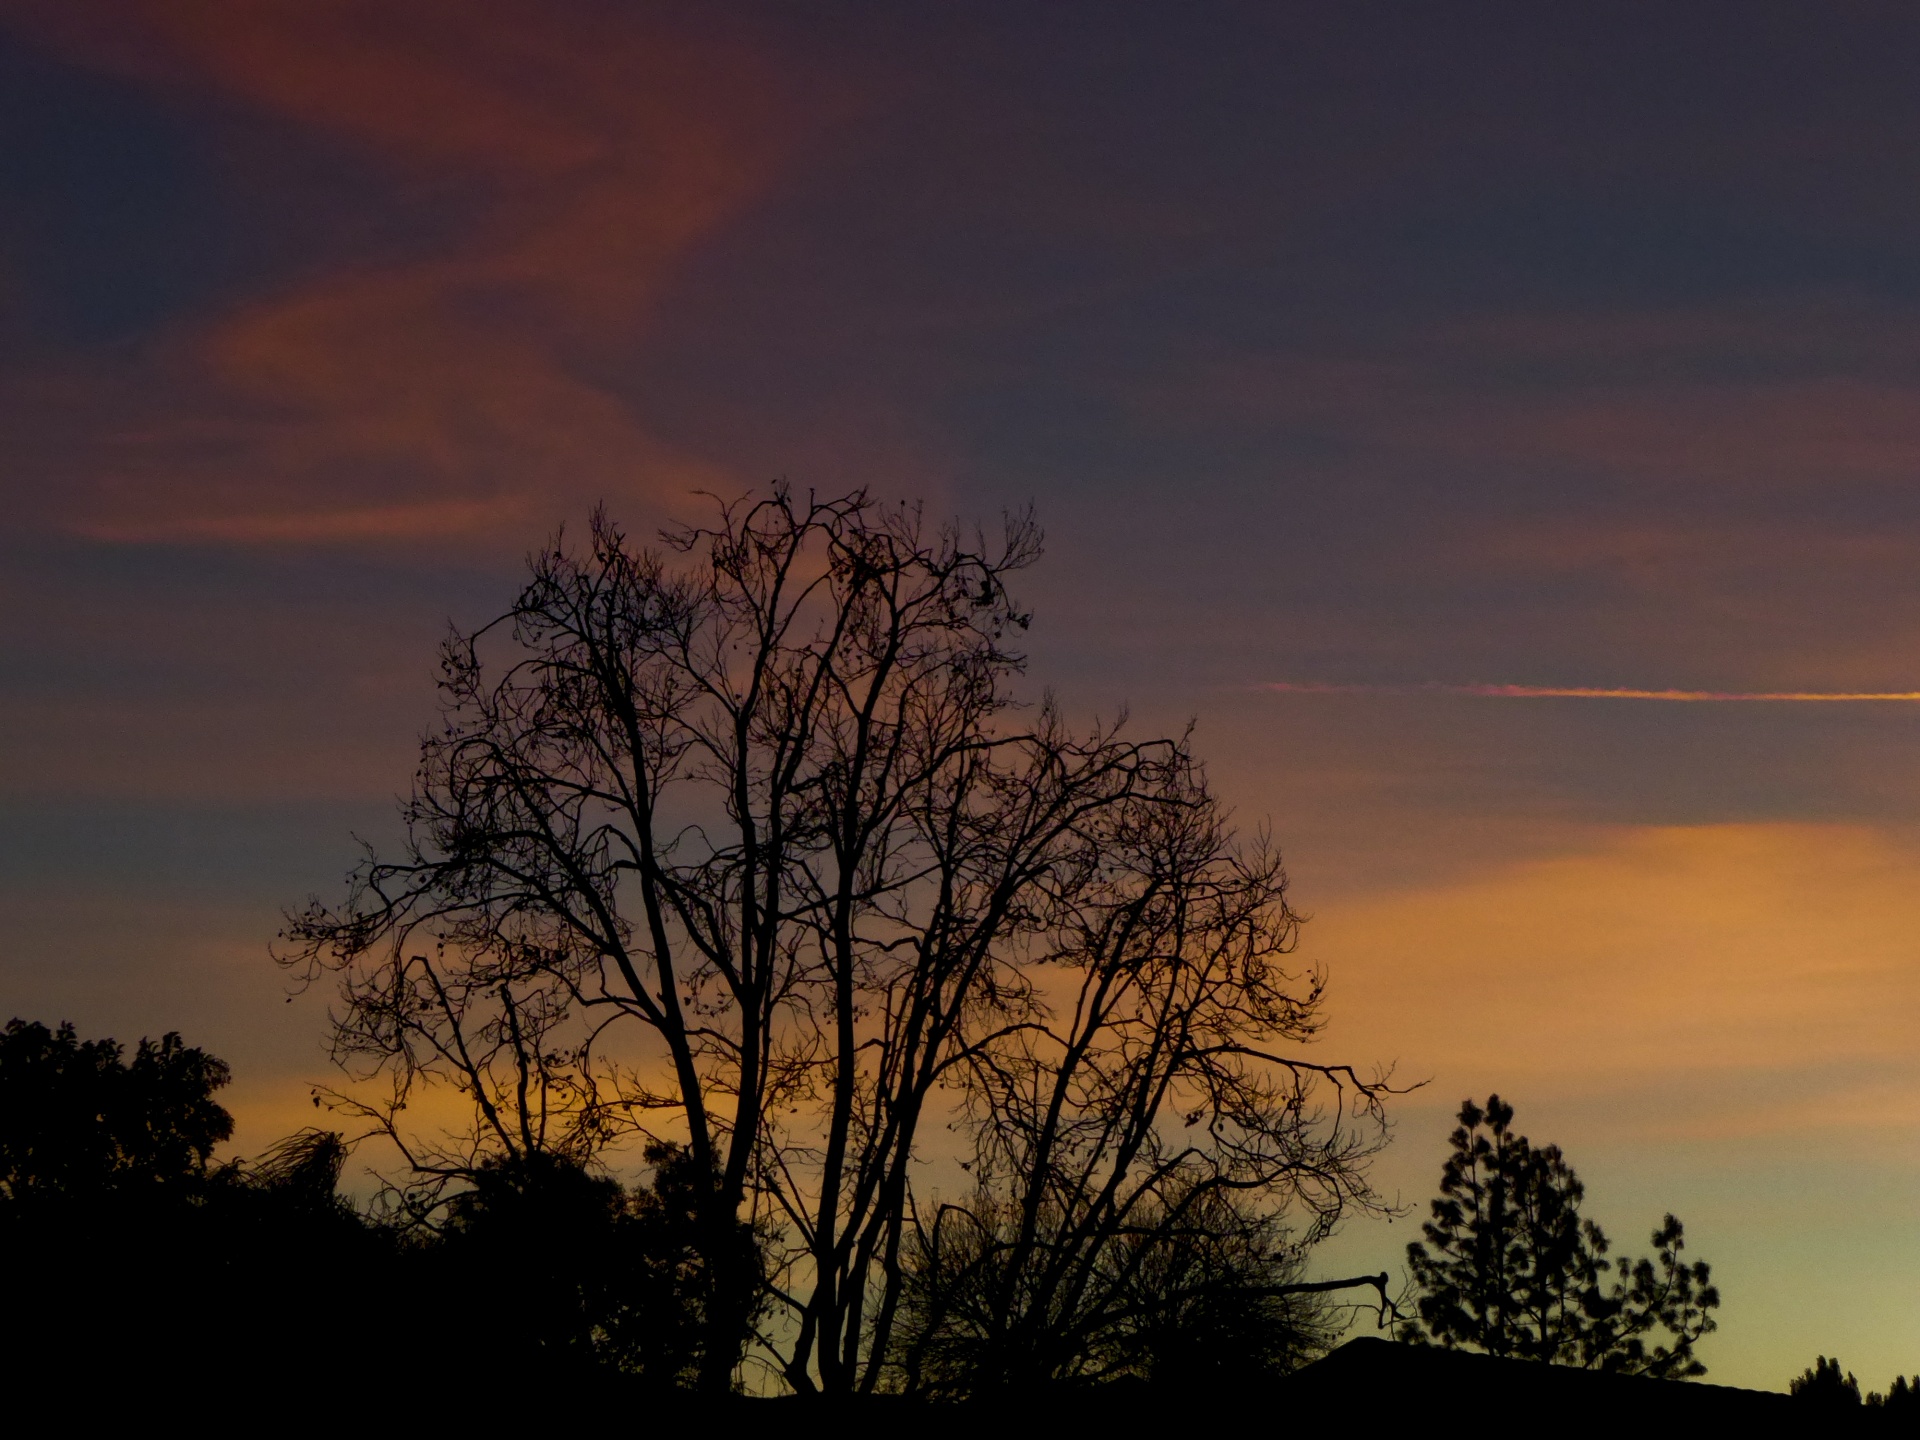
282, 487, 1388, 1393
887, 784, 1392, 1393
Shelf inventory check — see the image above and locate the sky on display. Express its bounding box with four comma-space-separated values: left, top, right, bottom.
5, 0, 1920, 1390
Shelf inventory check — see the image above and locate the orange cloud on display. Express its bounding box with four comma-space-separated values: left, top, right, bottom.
1317, 823, 1920, 1131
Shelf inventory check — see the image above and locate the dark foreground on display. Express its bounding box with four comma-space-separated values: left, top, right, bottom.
0, 1322, 1840, 1428
1280, 1337, 1796, 1424
666, 1339, 1812, 1434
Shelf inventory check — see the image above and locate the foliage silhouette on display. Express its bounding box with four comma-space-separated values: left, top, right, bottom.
1791, 1355, 1862, 1406
1871, 1375, 1920, 1411
0, 1016, 779, 1399
0, 1019, 398, 1396
1402, 1095, 1718, 1378
1788, 1356, 1920, 1411
0, 1017, 232, 1206
435, 1143, 764, 1386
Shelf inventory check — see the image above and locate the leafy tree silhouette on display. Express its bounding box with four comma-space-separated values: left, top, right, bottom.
0, 1014, 762, 1397
0, 1019, 400, 1398
1402, 1095, 1719, 1377
0, 1017, 232, 1205
434, 1143, 763, 1387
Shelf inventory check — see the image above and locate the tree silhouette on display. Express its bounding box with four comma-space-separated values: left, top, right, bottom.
0, 1020, 408, 1396
0, 1017, 232, 1206
892, 1184, 1347, 1396
282, 487, 1388, 1393
887, 790, 1389, 1395
1787, 1357, 1920, 1411
1790, 1355, 1861, 1406
434, 1143, 762, 1385
1403, 1096, 1718, 1377
0, 1013, 789, 1398
1871, 1375, 1920, 1411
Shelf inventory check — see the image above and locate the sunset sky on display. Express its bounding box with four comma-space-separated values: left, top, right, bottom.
7, 2, 1920, 1389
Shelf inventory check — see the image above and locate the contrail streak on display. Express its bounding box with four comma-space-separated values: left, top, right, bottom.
1256, 681, 1920, 702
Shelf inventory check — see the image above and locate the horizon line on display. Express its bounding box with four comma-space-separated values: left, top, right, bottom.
1256, 681, 1920, 702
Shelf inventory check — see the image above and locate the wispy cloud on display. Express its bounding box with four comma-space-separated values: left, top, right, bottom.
1258, 681, 1920, 702
1, 1, 850, 552
1320, 821, 1920, 1095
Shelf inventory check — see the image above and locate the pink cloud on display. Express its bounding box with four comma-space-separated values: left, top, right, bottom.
1, 2, 855, 552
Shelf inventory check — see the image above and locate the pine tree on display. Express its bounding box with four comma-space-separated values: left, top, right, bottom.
1869, 1374, 1920, 1411
1791, 1356, 1861, 1406
1402, 1095, 1719, 1377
